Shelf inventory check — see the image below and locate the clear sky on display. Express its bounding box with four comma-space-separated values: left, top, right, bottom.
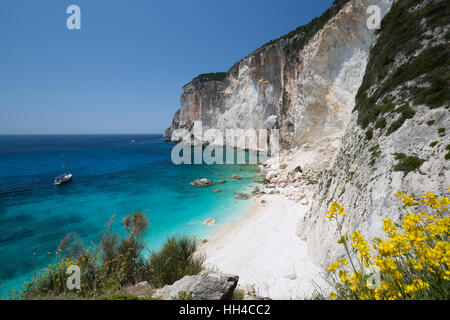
0, 0, 333, 134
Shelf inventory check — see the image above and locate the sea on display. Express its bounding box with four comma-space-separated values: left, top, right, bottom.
0, 134, 261, 298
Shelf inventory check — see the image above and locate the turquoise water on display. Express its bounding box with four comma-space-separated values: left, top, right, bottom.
0, 134, 261, 297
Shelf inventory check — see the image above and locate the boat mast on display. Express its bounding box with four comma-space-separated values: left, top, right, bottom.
62, 149, 71, 174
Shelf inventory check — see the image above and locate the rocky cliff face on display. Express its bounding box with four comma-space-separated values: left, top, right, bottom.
165, 0, 449, 268
165, 0, 392, 148
297, 0, 450, 266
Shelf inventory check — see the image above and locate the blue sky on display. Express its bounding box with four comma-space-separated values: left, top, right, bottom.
0, 0, 333, 134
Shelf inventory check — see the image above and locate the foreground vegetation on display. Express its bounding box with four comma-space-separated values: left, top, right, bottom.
325, 189, 449, 300
8, 212, 205, 300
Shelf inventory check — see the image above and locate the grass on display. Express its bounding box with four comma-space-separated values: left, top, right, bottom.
232, 289, 245, 300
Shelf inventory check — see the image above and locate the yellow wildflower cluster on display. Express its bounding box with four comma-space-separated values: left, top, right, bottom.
9, 246, 99, 299
326, 189, 449, 300
327, 202, 347, 219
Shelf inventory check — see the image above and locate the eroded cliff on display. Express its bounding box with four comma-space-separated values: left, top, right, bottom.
165, 0, 449, 269
298, 0, 450, 266
165, 0, 392, 149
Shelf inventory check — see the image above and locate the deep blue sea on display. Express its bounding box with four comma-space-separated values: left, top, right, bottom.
0, 134, 260, 297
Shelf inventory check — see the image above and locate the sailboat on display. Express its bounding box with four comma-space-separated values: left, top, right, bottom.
54, 150, 72, 186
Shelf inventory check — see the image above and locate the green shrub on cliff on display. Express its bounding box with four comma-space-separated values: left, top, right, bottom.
147, 236, 204, 288
355, 0, 449, 130
193, 72, 227, 82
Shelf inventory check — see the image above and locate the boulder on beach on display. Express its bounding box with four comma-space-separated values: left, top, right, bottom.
291, 165, 303, 174
235, 193, 250, 200
203, 218, 216, 225
191, 178, 214, 187
154, 270, 239, 300
232, 175, 242, 180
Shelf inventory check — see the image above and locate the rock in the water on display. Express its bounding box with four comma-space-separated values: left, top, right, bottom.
235, 193, 250, 200
213, 189, 222, 193
191, 178, 214, 187
232, 175, 242, 180
154, 271, 239, 300
217, 180, 227, 184
203, 218, 216, 225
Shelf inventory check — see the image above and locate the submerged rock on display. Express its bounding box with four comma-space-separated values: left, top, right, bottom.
154, 271, 239, 300
217, 180, 227, 184
234, 193, 250, 200
232, 175, 242, 180
191, 178, 214, 187
203, 218, 216, 225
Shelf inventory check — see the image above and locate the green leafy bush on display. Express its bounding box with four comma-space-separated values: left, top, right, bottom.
393, 153, 425, 174
147, 236, 204, 288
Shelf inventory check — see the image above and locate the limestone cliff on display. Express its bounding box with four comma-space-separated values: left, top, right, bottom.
165, 0, 449, 268
298, 0, 450, 266
165, 0, 392, 148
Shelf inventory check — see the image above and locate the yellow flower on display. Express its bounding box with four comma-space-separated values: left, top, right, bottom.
327, 260, 341, 272
329, 292, 336, 299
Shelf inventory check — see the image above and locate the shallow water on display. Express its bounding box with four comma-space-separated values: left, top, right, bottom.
0, 134, 261, 297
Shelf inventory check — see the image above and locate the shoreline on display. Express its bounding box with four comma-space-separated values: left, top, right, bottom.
197, 135, 343, 299
198, 193, 328, 300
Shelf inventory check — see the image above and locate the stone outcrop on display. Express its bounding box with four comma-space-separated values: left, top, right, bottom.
297, 0, 450, 266
191, 178, 214, 187
154, 271, 239, 300
203, 218, 216, 225
165, 0, 392, 150
234, 193, 250, 200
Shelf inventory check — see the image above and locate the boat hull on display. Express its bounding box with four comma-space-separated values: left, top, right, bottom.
54, 173, 72, 186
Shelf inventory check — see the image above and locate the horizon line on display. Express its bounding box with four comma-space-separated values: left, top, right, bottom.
0, 133, 164, 136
